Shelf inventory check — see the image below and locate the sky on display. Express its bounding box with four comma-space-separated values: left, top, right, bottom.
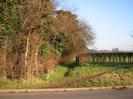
58, 0, 133, 51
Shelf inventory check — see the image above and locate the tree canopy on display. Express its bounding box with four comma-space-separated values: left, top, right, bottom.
0, 0, 94, 80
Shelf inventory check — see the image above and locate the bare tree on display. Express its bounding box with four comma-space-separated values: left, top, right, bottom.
53, 10, 94, 63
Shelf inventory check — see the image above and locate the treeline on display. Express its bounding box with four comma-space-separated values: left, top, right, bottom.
0, 0, 94, 80
77, 53, 133, 65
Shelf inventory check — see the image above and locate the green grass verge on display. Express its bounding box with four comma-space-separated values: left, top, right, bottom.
47, 63, 133, 88
0, 63, 133, 89
0, 78, 48, 89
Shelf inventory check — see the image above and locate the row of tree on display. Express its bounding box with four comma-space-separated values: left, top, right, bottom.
0, 0, 94, 80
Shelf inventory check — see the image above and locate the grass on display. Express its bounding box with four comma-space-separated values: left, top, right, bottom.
0, 78, 48, 89
47, 63, 133, 88
40, 66, 68, 82
0, 62, 133, 89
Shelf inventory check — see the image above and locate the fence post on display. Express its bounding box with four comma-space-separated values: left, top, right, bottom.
76, 56, 80, 65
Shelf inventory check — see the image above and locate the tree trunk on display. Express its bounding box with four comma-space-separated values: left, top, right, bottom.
35, 51, 38, 76
24, 37, 29, 80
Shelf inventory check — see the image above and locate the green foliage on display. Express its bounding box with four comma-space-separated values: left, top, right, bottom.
50, 32, 66, 53
0, 0, 22, 37
0, 0, 23, 54
39, 42, 62, 58
52, 49, 62, 57
39, 42, 49, 58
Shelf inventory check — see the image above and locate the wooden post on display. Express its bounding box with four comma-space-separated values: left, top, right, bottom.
76, 56, 80, 65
